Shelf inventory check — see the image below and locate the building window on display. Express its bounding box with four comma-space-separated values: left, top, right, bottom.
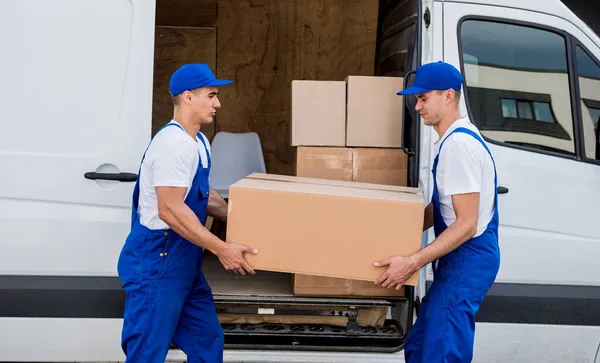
501, 98, 557, 124
501, 99, 517, 118
460, 20, 576, 156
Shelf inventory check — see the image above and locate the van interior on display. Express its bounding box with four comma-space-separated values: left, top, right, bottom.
149, 0, 420, 353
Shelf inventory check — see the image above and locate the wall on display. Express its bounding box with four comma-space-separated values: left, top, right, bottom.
152, 0, 379, 176
152, 0, 218, 139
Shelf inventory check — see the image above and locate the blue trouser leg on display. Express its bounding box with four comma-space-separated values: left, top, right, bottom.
405, 280, 477, 363
172, 274, 224, 363
404, 279, 441, 363
121, 277, 191, 363
404, 288, 431, 362
405, 249, 498, 363
418, 292, 476, 363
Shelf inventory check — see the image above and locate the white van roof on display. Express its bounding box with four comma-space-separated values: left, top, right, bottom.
441, 0, 600, 43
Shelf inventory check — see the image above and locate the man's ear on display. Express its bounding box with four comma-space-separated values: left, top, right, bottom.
445, 89, 455, 104
183, 90, 193, 104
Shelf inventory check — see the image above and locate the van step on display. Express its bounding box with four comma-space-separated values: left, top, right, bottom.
223, 322, 402, 337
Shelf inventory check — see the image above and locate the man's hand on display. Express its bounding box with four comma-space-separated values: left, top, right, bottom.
374, 255, 419, 289
216, 243, 259, 275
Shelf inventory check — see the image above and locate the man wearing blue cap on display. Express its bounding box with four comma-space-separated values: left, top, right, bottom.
117, 63, 258, 363
374, 61, 500, 362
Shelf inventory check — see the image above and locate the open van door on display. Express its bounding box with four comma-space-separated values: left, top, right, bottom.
441, 1, 600, 362
0, 1, 154, 279
0, 1, 155, 361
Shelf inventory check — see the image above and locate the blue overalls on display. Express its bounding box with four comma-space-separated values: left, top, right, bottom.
117, 123, 223, 363
405, 127, 501, 363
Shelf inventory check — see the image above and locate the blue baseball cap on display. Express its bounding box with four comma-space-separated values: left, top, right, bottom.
169, 63, 233, 96
397, 61, 463, 95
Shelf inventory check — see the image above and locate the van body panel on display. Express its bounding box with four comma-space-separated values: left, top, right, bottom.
0, 0, 155, 277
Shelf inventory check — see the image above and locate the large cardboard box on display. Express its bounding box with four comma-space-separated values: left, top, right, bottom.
226, 173, 424, 285
296, 146, 408, 186
345, 76, 404, 148
291, 80, 346, 147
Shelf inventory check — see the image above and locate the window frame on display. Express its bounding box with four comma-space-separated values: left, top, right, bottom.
456, 15, 585, 162
570, 43, 600, 166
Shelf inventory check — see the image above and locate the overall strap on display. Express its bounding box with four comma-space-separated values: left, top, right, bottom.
196, 132, 212, 168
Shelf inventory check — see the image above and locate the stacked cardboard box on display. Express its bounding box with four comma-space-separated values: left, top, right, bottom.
291, 76, 405, 149
289, 75, 410, 298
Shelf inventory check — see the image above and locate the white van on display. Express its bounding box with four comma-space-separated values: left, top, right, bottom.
1, 0, 599, 362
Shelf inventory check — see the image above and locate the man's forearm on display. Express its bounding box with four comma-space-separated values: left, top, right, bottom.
411, 218, 476, 269
207, 187, 228, 222
159, 201, 227, 256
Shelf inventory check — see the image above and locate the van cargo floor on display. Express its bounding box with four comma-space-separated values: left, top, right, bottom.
214, 295, 406, 352
202, 255, 409, 352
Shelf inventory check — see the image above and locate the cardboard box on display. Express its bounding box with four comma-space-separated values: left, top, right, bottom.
293, 274, 405, 298
346, 76, 404, 148
296, 147, 408, 186
291, 80, 346, 147
295, 147, 353, 181
294, 148, 408, 297
226, 173, 424, 285
352, 148, 407, 185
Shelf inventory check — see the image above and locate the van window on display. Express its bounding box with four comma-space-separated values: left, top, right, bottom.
459, 20, 576, 156
575, 46, 600, 161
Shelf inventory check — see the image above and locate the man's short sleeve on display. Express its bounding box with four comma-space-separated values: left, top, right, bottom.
439, 136, 483, 196
151, 138, 195, 188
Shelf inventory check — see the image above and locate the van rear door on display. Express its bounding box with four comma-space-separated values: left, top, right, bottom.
0, 0, 155, 277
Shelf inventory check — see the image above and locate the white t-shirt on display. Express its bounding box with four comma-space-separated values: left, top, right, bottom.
137, 120, 211, 230
433, 117, 496, 237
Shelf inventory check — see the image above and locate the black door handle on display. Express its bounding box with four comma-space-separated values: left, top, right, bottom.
84, 172, 137, 182
498, 186, 509, 194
